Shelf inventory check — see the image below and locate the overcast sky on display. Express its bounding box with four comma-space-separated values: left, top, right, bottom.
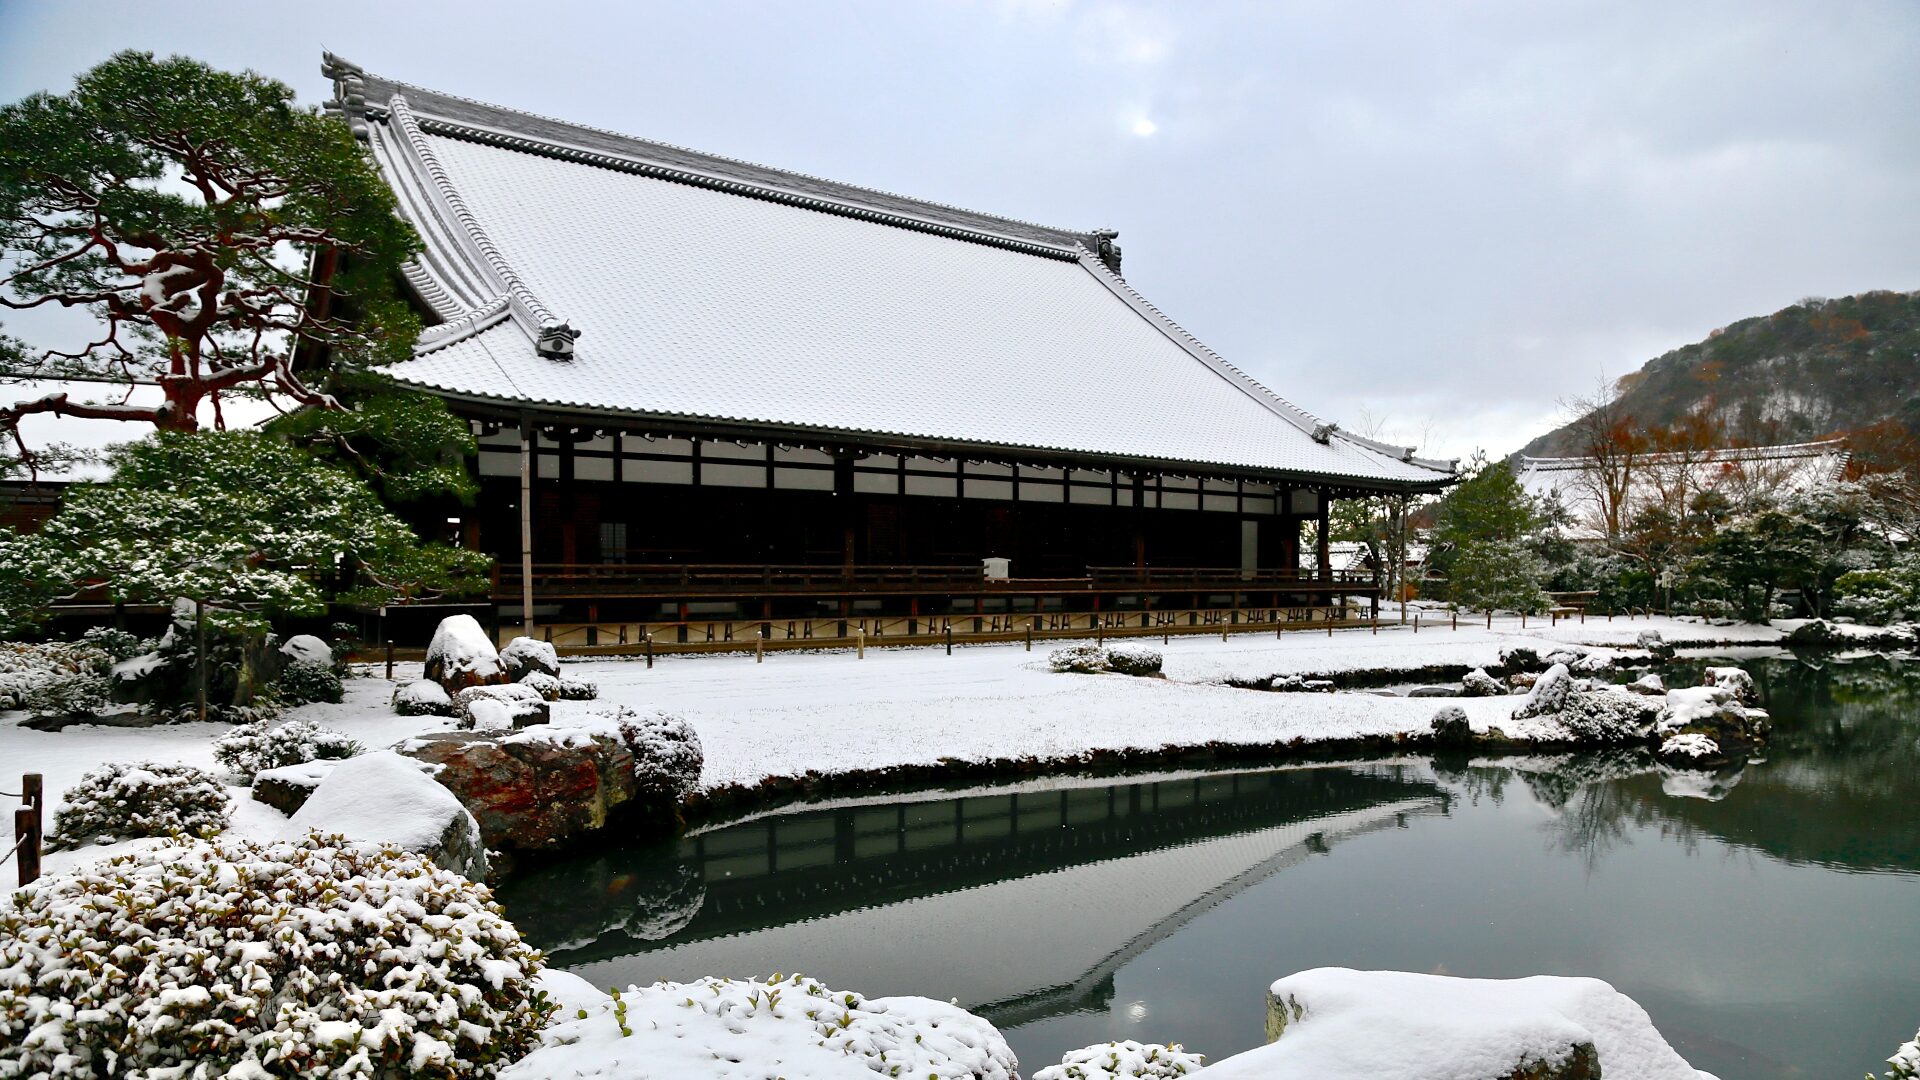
4, 0, 1918, 461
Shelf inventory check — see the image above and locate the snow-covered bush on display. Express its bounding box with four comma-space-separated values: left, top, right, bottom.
516, 671, 603, 702
1558, 685, 1659, 742
0, 639, 114, 714
1881, 1024, 1920, 1079
393, 677, 456, 716
278, 658, 344, 705
1035, 1041, 1208, 1080
212, 718, 362, 782
79, 625, 149, 661
500, 635, 560, 682
1511, 663, 1573, 719
1106, 645, 1163, 677
49, 761, 230, 849
556, 675, 598, 700
0, 833, 551, 1079
456, 682, 549, 730
1047, 644, 1160, 676
499, 973, 1015, 1080
584, 704, 705, 800
1049, 643, 1110, 674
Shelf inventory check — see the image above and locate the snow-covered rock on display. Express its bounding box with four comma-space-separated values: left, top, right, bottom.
1512, 663, 1573, 720
284, 750, 487, 878
1570, 653, 1613, 674
1544, 647, 1587, 668
393, 676, 456, 716
1627, 672, 1666, 696
455, 682, 550, 730
1701, 666, 1756, 704
1636, 628, 1675, 660
1268, 674, 1336, 693
0, 834, 548, 1080
499, 974, 1018, 1080
1557, 685, 1661, 743
1035, 1040, 1207, 1079
501, 635, 561, 682
1460, 668, 1504, 697
1498, 645, 1544, 672
277, 633, 332, 668
517, 670, 602, 701
250, 758, 342, 815
1220, 968, 1711, 1080
423, 613, 506, 695
1429, 705, 1472, 746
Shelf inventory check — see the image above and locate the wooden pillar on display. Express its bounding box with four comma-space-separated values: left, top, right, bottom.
520, 419, 536, 640
1315, 489, 1331, 584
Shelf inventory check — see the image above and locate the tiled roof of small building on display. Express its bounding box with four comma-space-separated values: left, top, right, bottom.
324, 54, 1453, 489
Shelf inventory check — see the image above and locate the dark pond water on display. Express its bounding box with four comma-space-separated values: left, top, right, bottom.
499, 654, 1920, 1079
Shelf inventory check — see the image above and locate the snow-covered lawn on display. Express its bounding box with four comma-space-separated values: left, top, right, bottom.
0, 614, 1783, 896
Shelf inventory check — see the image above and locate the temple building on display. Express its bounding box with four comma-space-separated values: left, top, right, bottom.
321, 54, 1455, 648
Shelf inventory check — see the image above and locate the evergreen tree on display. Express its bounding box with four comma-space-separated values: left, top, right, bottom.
1432, 455, 1549, 612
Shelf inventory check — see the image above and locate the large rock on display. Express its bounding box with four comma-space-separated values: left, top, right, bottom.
1461, 668, 1506, 697
424, 614, 507, 696
500, 636, 561, 682
1657, 685, 1769, 751
1221, 968, 1706, 1080
1636, 628, 1676, 661
1512, 663, 1574, 719
1701, 666, 1756, 704
251, 759, 343, 816
398, 708, 701, 852
1429, 705, 1472, 747
455, 683, 550, 730
282, 751, 487, 879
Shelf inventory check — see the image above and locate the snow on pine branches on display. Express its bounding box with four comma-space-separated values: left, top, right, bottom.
0, 833, 551, 1079
212, 719, 363, 782
1034, 1041, 1208, 1080
48, 761, 230, 849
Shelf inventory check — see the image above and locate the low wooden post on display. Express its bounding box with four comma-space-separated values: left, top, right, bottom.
384, 640, 395, 681
1521, 612, 1528, 629
1414, 614, 1419, 634
645, 632, 654, 670
945, 623, 952, 655
1580, 609, 1586, 624
859, 628, 868, 659
755, 637, 764, 664
1486, 610, 1492, 630
1026, 619, 1034, 652
1452, 612, 1458, 631
14, 774, 41, 888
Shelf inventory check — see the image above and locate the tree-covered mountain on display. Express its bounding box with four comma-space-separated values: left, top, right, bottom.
1517, 290, 1920, 461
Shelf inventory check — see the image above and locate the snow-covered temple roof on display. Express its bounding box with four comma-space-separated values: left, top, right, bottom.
321, 54, 1453, 491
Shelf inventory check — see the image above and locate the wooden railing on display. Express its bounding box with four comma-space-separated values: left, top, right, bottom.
517, 602, 1379, 655
494, 562, 1382, 599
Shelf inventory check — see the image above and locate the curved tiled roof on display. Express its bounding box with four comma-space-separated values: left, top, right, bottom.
325, 55, 1454, 489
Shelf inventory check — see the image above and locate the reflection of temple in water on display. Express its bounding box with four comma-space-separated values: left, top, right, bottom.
501, 767, 1448, 1022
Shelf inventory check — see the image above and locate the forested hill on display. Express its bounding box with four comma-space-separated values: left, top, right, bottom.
1516, 290, 1920, 459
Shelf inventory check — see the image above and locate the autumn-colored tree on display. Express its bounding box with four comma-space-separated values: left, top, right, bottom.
1558, 379, 1646, 539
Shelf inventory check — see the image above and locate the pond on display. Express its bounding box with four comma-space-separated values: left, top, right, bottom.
498, 653, 1920, 1079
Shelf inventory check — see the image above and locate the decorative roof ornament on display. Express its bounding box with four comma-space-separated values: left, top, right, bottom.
536, 320, 582, 361
1312, 422, 1339, 445
1091, 228, 1123, 277
320, 52, 371, 141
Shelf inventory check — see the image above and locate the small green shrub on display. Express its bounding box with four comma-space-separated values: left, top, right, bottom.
49, 761, 230, 849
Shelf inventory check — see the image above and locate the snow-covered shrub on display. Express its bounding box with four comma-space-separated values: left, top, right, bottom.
0, 833, 550, 1079
1881, 1024, 1920, 1079
499, 973, 1014, 1080
212, 718, 362, 782
393, 677, 456, 716
555, 675, 598, 700
79, 625, 149, 661
1049, 643, 1110, 674
278, 658, 344, 705
1557, 685, 1659, 742
456, 682, 549, 730
501, 635, 560, 682
1035, 1040, 1207, 1080
0, 639, 114, 714
1460, 668, 1504, 696
49, 761, 230, 849
581, 703, 704, 800
1105, 645, 1163, 677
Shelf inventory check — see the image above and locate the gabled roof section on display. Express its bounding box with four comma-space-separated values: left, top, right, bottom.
323, 54, 1454, 489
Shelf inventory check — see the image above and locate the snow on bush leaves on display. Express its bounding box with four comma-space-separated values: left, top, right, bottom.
212, 719, 363, 782
0, 640, 114, 714
501, 973, 1015, 1080
1034, 1040, 1208, 1080
278, 659, 344, 705
0, 833, 551, 1079
49, 761, 230, 849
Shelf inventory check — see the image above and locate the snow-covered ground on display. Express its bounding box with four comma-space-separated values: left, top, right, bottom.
0, 615, 1783, 896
